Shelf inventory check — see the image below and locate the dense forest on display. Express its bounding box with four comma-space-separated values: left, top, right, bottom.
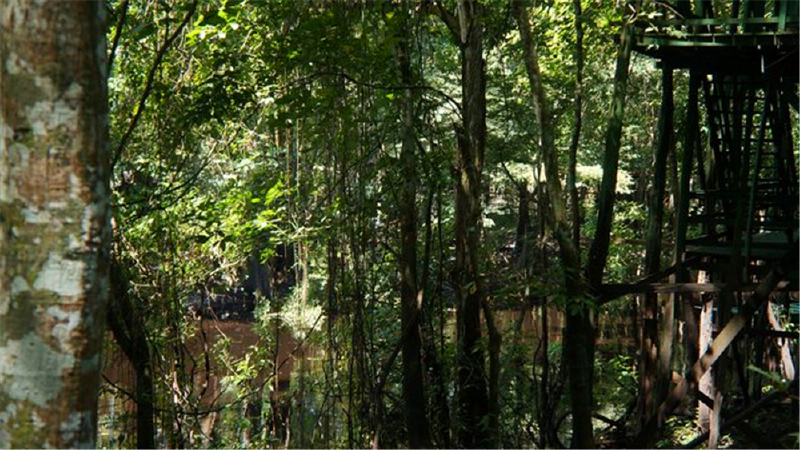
1, 0, 798, 449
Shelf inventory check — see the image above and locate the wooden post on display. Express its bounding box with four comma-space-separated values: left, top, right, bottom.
678, 70, 701, 427
708, 391, 723, 448
645, 66, 675, 290
698, 280, 715, 433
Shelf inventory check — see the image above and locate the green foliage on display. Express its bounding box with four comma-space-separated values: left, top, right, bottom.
98, 0, 712, 447
747, 364, 793, 394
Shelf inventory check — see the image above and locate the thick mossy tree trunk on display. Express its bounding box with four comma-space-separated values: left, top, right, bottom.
0, 1, 110, 447
395, 12, 432, 447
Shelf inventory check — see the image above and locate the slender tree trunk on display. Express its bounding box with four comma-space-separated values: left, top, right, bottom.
395, 14, 432, 447
430, 183, 452, 448
482, 300, 502, 447
0, 1, 110, 447
568, 0, 584, 250
514, 182, 531, 268
537, 297, 551, 449
108, 261, 155, 449
324, 231, 338, 447
420, 176, 450, 448
452, 1, 491, 447
581, 18, 635, 447
513, 1, 589, 446
585, 23, 635, 290
636, 66, 674, 446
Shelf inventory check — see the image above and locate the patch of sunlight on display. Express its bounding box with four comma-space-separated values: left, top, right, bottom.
281, 290, 323, 338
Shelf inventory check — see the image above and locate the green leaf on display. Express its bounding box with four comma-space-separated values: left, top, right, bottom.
385, 93, 395, 100
265, 180, 284, 205
746, 364, 783, 383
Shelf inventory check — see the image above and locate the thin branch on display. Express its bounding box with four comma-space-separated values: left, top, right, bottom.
431, 0, 460, 44
102, 373, 136, 401
324, 70, 462, 117
499, 159, 524, 191
107, 0, 130, 74
113, 107, 258, 215
112, 0, 199, 171
592, 412, 624, 429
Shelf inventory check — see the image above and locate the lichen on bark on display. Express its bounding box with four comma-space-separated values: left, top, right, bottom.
0, 1, 110, 448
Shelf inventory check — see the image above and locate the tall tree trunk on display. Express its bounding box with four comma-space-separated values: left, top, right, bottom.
0, 1, 110, 447
108, 261, 155, 450
395, 14, 432, 448
512, 1, 589, 446
581, 17, 635, 447
568, 0, 584, 250
482, 300, 502, 447
636, 66, 674, 446
585, 21, 635, 290
323, 218, 338, 447
515, 1, 636, 446
430, 182, 452, 448
450, 1, 491, 447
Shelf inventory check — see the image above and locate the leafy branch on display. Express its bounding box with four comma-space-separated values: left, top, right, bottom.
112, 0, 199, 171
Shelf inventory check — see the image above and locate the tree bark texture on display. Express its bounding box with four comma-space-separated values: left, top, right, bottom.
396, 12, 432, 448
453, 1, 490, 447
0, 1, 110, 448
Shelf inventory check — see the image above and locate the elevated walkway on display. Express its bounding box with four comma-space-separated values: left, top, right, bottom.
630, 0, 799, 288
633, 0, 798, 77
618, 1, 799, 445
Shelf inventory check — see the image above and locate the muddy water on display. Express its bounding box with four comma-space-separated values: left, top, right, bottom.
99, 307, 634, 445
99, 319, 314, 446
